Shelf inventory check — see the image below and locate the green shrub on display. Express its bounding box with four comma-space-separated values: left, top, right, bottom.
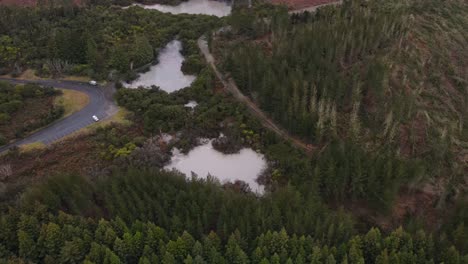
0, 113, 10, 124
181, 55, 204, 75
0, 133, 6, 145
0, 100, 22, 114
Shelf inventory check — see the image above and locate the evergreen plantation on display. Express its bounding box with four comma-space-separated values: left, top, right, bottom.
0, 0, 466, 263
218, 0, 467, 202
211, 0, 468, 237
0, 170, 465, 263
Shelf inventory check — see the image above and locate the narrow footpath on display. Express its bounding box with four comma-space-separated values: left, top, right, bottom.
197, 37, 314, 153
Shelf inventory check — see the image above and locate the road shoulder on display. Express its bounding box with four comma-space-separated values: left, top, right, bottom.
54, 88, 90, 117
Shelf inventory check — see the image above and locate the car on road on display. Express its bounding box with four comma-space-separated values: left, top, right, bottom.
92, 115, 99, 122
89, 80, 98, 86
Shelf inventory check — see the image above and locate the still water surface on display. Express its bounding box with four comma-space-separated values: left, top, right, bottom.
130, 0, 232, 17
165, 140, 267, 194
124, 40, 196, 93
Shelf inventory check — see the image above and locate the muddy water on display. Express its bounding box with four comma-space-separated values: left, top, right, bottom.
124, 40, 196, 93
130, 0, 231, 17
165, 140, 267, 194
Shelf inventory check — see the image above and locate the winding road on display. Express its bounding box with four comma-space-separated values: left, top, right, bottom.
0, 78, 118, 152
197, 1, 345, 153
198, 37, 314, 153
0, 1, 335, 154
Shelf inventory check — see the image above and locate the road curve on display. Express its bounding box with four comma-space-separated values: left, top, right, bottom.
197, 37, 314, 153
0, 78, 118, 152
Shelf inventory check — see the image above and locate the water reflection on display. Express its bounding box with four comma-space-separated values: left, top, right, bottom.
124, 40, 196, 93
129, 0, 232, 17
165, 140, 267, 194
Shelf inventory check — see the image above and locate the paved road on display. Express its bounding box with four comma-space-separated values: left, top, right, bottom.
198, 37, 314, 153
0, 78, 118, 152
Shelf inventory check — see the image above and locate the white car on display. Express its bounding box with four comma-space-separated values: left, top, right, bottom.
92, 115, 99, 122
89, 80, 98, 86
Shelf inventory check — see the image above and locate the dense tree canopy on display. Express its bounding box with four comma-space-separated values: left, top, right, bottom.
0, 170, 464, 263
0, 0, 466, 263
218, 0, 467, 173
0, 4, 219, 78
217, 0, 467, 214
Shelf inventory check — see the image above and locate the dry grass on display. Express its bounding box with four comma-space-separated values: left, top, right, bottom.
0, 69, 42, 80
19, 142, 46, 153
87, 107, 132, 129
54, 89, 90, 117
17, 69, 42, 80
1, 69, 93, 83
61, 75, 92, 82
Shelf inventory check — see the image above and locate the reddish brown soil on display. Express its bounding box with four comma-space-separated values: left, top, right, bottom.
0, 0, 82, 6
399, 116, 427, 157
0, 131, 104, 204
0, 0, 37, 5
0, 133, 100, 182
213, 78, 225, 94
0, 123, 145, 201
344, 187, 440, 232
254, 34, 273, 55
390, 188, 439, 228
270, 0, 337, 10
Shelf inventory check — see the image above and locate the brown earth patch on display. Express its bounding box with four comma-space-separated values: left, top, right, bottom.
0, 132, 102, 204
343, 187, 440, 232
254, 34, 273, 55
390, 188, 439, 228
213, 78, 225, 94
0, 123, 144, 205
399, 116, 427, 157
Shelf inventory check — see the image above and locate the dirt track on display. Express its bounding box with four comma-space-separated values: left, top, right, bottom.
197, 37, 313, 153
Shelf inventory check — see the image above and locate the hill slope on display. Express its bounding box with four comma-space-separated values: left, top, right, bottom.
215, 0, 467, 208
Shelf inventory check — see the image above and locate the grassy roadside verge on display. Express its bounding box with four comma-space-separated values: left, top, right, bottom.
56, 107, 132, 145
14, 88, 90, 153
82, 107, 131, 132
1, 69, 94, 83
18, 142, 46, 153
54, 89, 90, 117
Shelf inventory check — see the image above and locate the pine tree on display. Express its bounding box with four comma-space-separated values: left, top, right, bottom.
162, 252, 176, 264
18, 230, 37, 261
326, 254, 337, 264
348, 238, 364, 264
40, 222, 63, 258
270, 253, 280, 264
184, 255, 194, 264
86, 37, 99, 69
310, 246, 322, 264
375, 249, 389, 264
